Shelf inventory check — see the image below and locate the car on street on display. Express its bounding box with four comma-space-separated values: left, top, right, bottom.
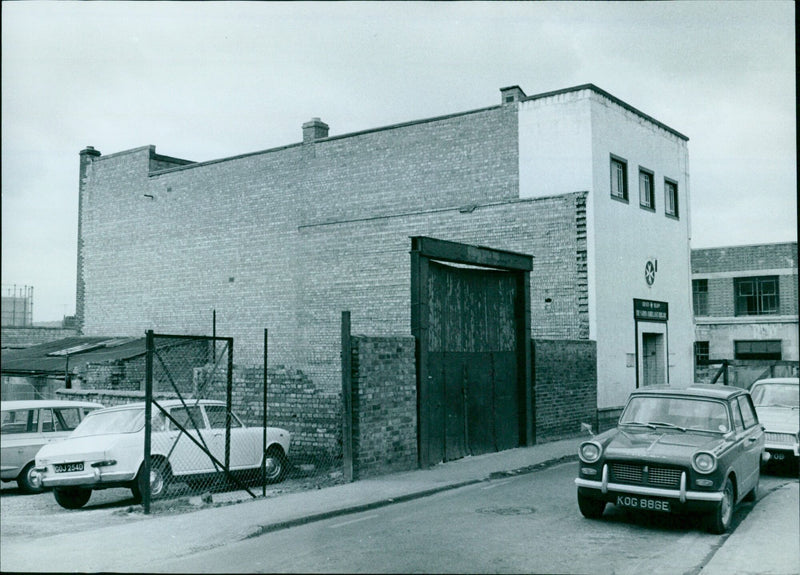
1, 399, 104, 493
34, 399, 291, 509
575, 384, 768, 533
749, 377, 799, 465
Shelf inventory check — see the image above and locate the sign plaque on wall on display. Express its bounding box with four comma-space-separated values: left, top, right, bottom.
633, 298, 668, 322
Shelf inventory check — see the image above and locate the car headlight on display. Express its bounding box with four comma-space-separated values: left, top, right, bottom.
579, 441, 602, 463
692, 451, 717, 474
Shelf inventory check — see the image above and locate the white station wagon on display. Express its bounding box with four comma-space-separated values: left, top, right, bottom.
1, 399, 103, 493
35, 399, 291, 509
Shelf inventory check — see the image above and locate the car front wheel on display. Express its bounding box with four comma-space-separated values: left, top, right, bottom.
54, 487, 92, 509
707, 477, 735, 534
17, 462, 44, 494
577, 491, 606, 519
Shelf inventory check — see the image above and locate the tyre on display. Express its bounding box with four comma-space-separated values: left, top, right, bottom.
743, 469, 759, 503
577, 491, 606, 519
133, 459, 172, 501
53, 487, 92, 509
17, 462, 44, 494
262, 447, 288, 484
707, 476, 735, 534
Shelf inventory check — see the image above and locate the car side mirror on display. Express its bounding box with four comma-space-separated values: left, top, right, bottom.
581, 422, 595, 437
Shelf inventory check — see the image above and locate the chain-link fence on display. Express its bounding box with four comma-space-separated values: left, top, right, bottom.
140, 330, 346, 513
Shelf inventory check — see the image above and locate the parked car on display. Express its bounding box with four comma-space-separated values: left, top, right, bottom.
1, 399, 104, 493
35, 399, 291, 509
575, 384, 768, 534
749, 377, 799, 465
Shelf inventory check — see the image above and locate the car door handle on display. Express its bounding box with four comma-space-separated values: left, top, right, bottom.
747, 436, 758, 443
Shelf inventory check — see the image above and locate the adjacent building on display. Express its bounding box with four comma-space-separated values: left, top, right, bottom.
75, 83, 695, 443
692, 242, 799, 386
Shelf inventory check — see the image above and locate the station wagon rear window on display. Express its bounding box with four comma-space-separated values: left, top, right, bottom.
620, 396, 731, 433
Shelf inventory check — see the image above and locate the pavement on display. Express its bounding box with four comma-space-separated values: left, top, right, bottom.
1, 435, 798, 574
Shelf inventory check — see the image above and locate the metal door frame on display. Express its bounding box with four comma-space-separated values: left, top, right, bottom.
410, 236, 533, 468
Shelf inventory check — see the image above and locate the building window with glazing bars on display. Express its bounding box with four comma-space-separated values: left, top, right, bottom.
692, 279, 708, 316
694, 341, 710, 366
639, 168, 655, 210
610, 156, 628, 201
665, 179, 679, 218
734, 276, 779, 315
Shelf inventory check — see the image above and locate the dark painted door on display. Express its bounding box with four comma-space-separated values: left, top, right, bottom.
426, 261, 519, 462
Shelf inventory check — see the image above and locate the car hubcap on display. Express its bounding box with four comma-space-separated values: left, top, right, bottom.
27, 468, 42, 488
265, 457, 278, 478
150, 470, 164, 495
721, 483, 733, 524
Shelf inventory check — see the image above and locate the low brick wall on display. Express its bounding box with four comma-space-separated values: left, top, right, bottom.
1, 326, 79, 348
533, 339, 597, 442
351, 336, 417, 478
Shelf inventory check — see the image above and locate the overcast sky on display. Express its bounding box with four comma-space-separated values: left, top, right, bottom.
2, 1, 796, 322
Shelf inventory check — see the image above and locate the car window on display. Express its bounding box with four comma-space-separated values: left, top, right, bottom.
731, 400, 744, 431
620, 396, 730, 432
72, 408, 144, 437
204, 405, 243, 429
751, 383, 799, 407
1, 409, 34, 434
169, 405, 205, 431
737, 395, 758, 429
53, 408, 82, 431
40, 409, 56, 432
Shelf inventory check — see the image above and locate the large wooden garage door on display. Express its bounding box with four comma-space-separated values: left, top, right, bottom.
411, 236, 533, 468
427, 261, 519, 462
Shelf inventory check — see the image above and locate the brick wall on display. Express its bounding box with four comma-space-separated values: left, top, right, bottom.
532, 339, 597, 441
692, 242, 797, 274
77, 105, 589, 400
1, 326, 79, 348
351, 336, 417, 478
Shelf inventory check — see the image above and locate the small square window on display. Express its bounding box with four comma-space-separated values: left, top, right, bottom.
610, 156, 628, 201
639, 168, 655, 210
665, 179, 679, 218
694, 341, 709, 366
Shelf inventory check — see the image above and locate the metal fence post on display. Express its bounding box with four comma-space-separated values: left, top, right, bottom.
143, 329, 153, 514
341, 312, 354, 482
262, 328, 268, 498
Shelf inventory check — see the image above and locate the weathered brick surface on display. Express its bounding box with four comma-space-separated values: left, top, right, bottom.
351, 336, 417, 478
532, 339, 597, 441
76, 107, 589, 399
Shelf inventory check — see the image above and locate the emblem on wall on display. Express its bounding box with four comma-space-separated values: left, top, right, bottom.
645, 260, 657, 286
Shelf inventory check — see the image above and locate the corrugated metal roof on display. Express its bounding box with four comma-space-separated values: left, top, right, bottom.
0, 337, 146, 376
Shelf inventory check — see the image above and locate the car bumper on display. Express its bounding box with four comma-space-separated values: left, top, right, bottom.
575, 464, 723, 510
37, 467, 136, 488
765, 443, 799, 457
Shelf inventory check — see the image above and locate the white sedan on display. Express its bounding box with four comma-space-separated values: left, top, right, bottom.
35, 399, 291, 509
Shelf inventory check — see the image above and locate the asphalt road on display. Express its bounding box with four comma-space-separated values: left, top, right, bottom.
2, 460, 795, 574
149, 461, 793, 574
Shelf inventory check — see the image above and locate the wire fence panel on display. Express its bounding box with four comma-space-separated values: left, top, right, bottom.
142, 332, 288, 512
138, 330, 347, 513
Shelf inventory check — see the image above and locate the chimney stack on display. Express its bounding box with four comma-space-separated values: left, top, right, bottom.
302, 118, 329, 143
500, 85, 526, 105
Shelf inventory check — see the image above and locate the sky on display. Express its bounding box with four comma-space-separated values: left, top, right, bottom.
1, 1, 796, 322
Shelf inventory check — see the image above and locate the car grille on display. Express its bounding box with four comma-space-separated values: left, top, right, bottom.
610, 463, 682, 488
766, 432, 796, 445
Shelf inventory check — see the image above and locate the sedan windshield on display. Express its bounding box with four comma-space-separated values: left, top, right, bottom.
620, 396, 730, 433
71, 408, 145, 437
750, 383, 799, 408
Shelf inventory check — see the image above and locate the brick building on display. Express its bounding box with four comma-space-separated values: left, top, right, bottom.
75, 83, 695, 454
692, 242, 799, 386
